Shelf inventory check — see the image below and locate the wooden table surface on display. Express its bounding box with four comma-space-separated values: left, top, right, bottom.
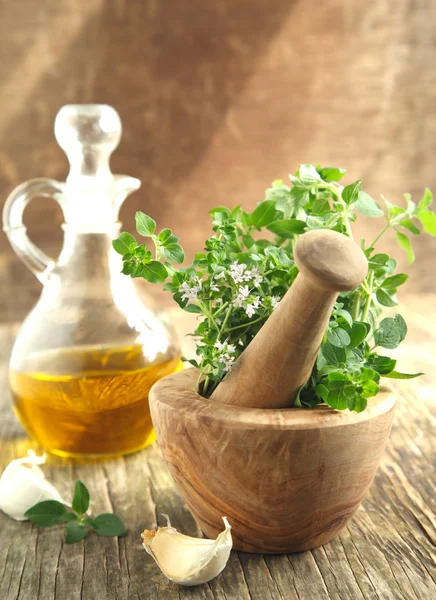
0, 299, 435, 600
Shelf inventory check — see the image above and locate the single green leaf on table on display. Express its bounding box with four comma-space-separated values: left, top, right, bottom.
93, 514, 127, 537
72, 480, 90, 515
355, 191, 385, 217
25, 500, 68, 527
136, 212, 156, 237
112, 232, 137, 255
66, 521, 87, 544
396, 231, 415, 263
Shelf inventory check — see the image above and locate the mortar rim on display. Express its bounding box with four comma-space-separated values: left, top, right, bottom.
150, 368, 396, 431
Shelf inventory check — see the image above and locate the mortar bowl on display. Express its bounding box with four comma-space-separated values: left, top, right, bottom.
149, 369, 396, 553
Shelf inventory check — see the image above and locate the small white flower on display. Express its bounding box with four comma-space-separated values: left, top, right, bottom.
271, 296, 280, 310
181, 280, 201, 302
245, 267, 263, 286
219, 355, 236, 372
245, 304, 256, 318
233, 285, 250, 308
210, 283, 219, 292
215, 271, 226, 280
226, 344, 236, 354
229, 261, 247, 283
214, 340, 226, 351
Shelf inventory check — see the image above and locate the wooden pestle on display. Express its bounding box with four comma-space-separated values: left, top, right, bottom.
210, 229, 368, 409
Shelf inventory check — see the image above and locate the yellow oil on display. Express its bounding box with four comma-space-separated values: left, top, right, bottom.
9, 345, 182, 459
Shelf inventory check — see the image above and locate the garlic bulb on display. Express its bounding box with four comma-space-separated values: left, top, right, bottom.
0, 451, 66, 520
141, 515, 232, 586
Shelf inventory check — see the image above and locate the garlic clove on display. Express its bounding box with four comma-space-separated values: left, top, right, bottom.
141, 515, 232, 586
0, 450, 66, 521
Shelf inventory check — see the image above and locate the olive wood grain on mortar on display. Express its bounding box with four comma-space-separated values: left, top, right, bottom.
210, 230, 368, 409
150, 368, 396, 553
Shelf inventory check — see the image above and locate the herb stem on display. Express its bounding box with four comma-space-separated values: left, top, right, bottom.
352, 293, 361, 321
225, 314, 267, 332
219, 304, 233, 336
361, 270, 374, 322
369, 221, 390, 249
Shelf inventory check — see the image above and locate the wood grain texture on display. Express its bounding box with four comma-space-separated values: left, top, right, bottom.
150, 369, 395, 552
211, 230, 368, 409
0, 298, 435, 598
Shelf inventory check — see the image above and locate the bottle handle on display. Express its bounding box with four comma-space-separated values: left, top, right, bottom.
3, 178, 65, 282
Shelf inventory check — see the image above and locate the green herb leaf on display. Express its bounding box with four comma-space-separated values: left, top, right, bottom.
299, 164, 322, 185
251, 201, 283, 228
376, 289, 398, 307
25, 500, 67, 527
416, 211, 436, 236
342, 181, 362, 206
136, 212, 156, 237
160, 243, 185, 263
65, 521, 87, 544
396, 231, 415, 263
400, 219, 420, 236
374, 315, 407, 349
72, 480, 90, 515
347, 394, 367, 412
355, 191, 384, 217
142, 261, 168, 283
417, 188, 433, 212
157, 228, 173, 245
93, 514, 126, 537
267, 219, 306, 238
317, 167, 346, 182
112, 232, 137, 255
366, 355, 396, 374
327, 327, 351, 348
383, 371, 423, 379
381, 274, 408, 289
318, 343, 346, 367
347, 322, 368, 348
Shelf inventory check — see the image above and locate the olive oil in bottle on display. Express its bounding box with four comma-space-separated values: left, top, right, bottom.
10, 345, 182, 458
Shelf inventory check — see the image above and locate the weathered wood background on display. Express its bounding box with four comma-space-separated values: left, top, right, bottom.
0, 0, 435, 598
0, 0, 436, 324
0, 302, 435, 599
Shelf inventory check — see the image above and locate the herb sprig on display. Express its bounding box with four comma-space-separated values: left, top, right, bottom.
113, 164, 434, 411
25, 481, 126, 544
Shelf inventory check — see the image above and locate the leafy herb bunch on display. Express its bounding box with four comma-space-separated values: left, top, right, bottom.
114, 164, 436, 412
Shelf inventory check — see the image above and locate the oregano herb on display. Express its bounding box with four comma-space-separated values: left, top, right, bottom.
25, 481, 126, 544
113, 164, 435, 412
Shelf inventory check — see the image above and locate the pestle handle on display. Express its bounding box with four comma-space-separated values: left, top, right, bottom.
210, 230, 368, 409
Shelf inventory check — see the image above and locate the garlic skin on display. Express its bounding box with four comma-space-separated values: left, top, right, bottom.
0, 451, 66, 521
142, 515, 232, 586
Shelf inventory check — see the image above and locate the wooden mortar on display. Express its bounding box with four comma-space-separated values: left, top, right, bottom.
150, 229, 394, 553
150, 369, 395, 553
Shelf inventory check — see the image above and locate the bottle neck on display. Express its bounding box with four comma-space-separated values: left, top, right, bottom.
55, 224, 122, 286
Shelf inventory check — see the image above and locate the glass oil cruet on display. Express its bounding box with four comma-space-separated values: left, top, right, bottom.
2, 104, 181, 458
